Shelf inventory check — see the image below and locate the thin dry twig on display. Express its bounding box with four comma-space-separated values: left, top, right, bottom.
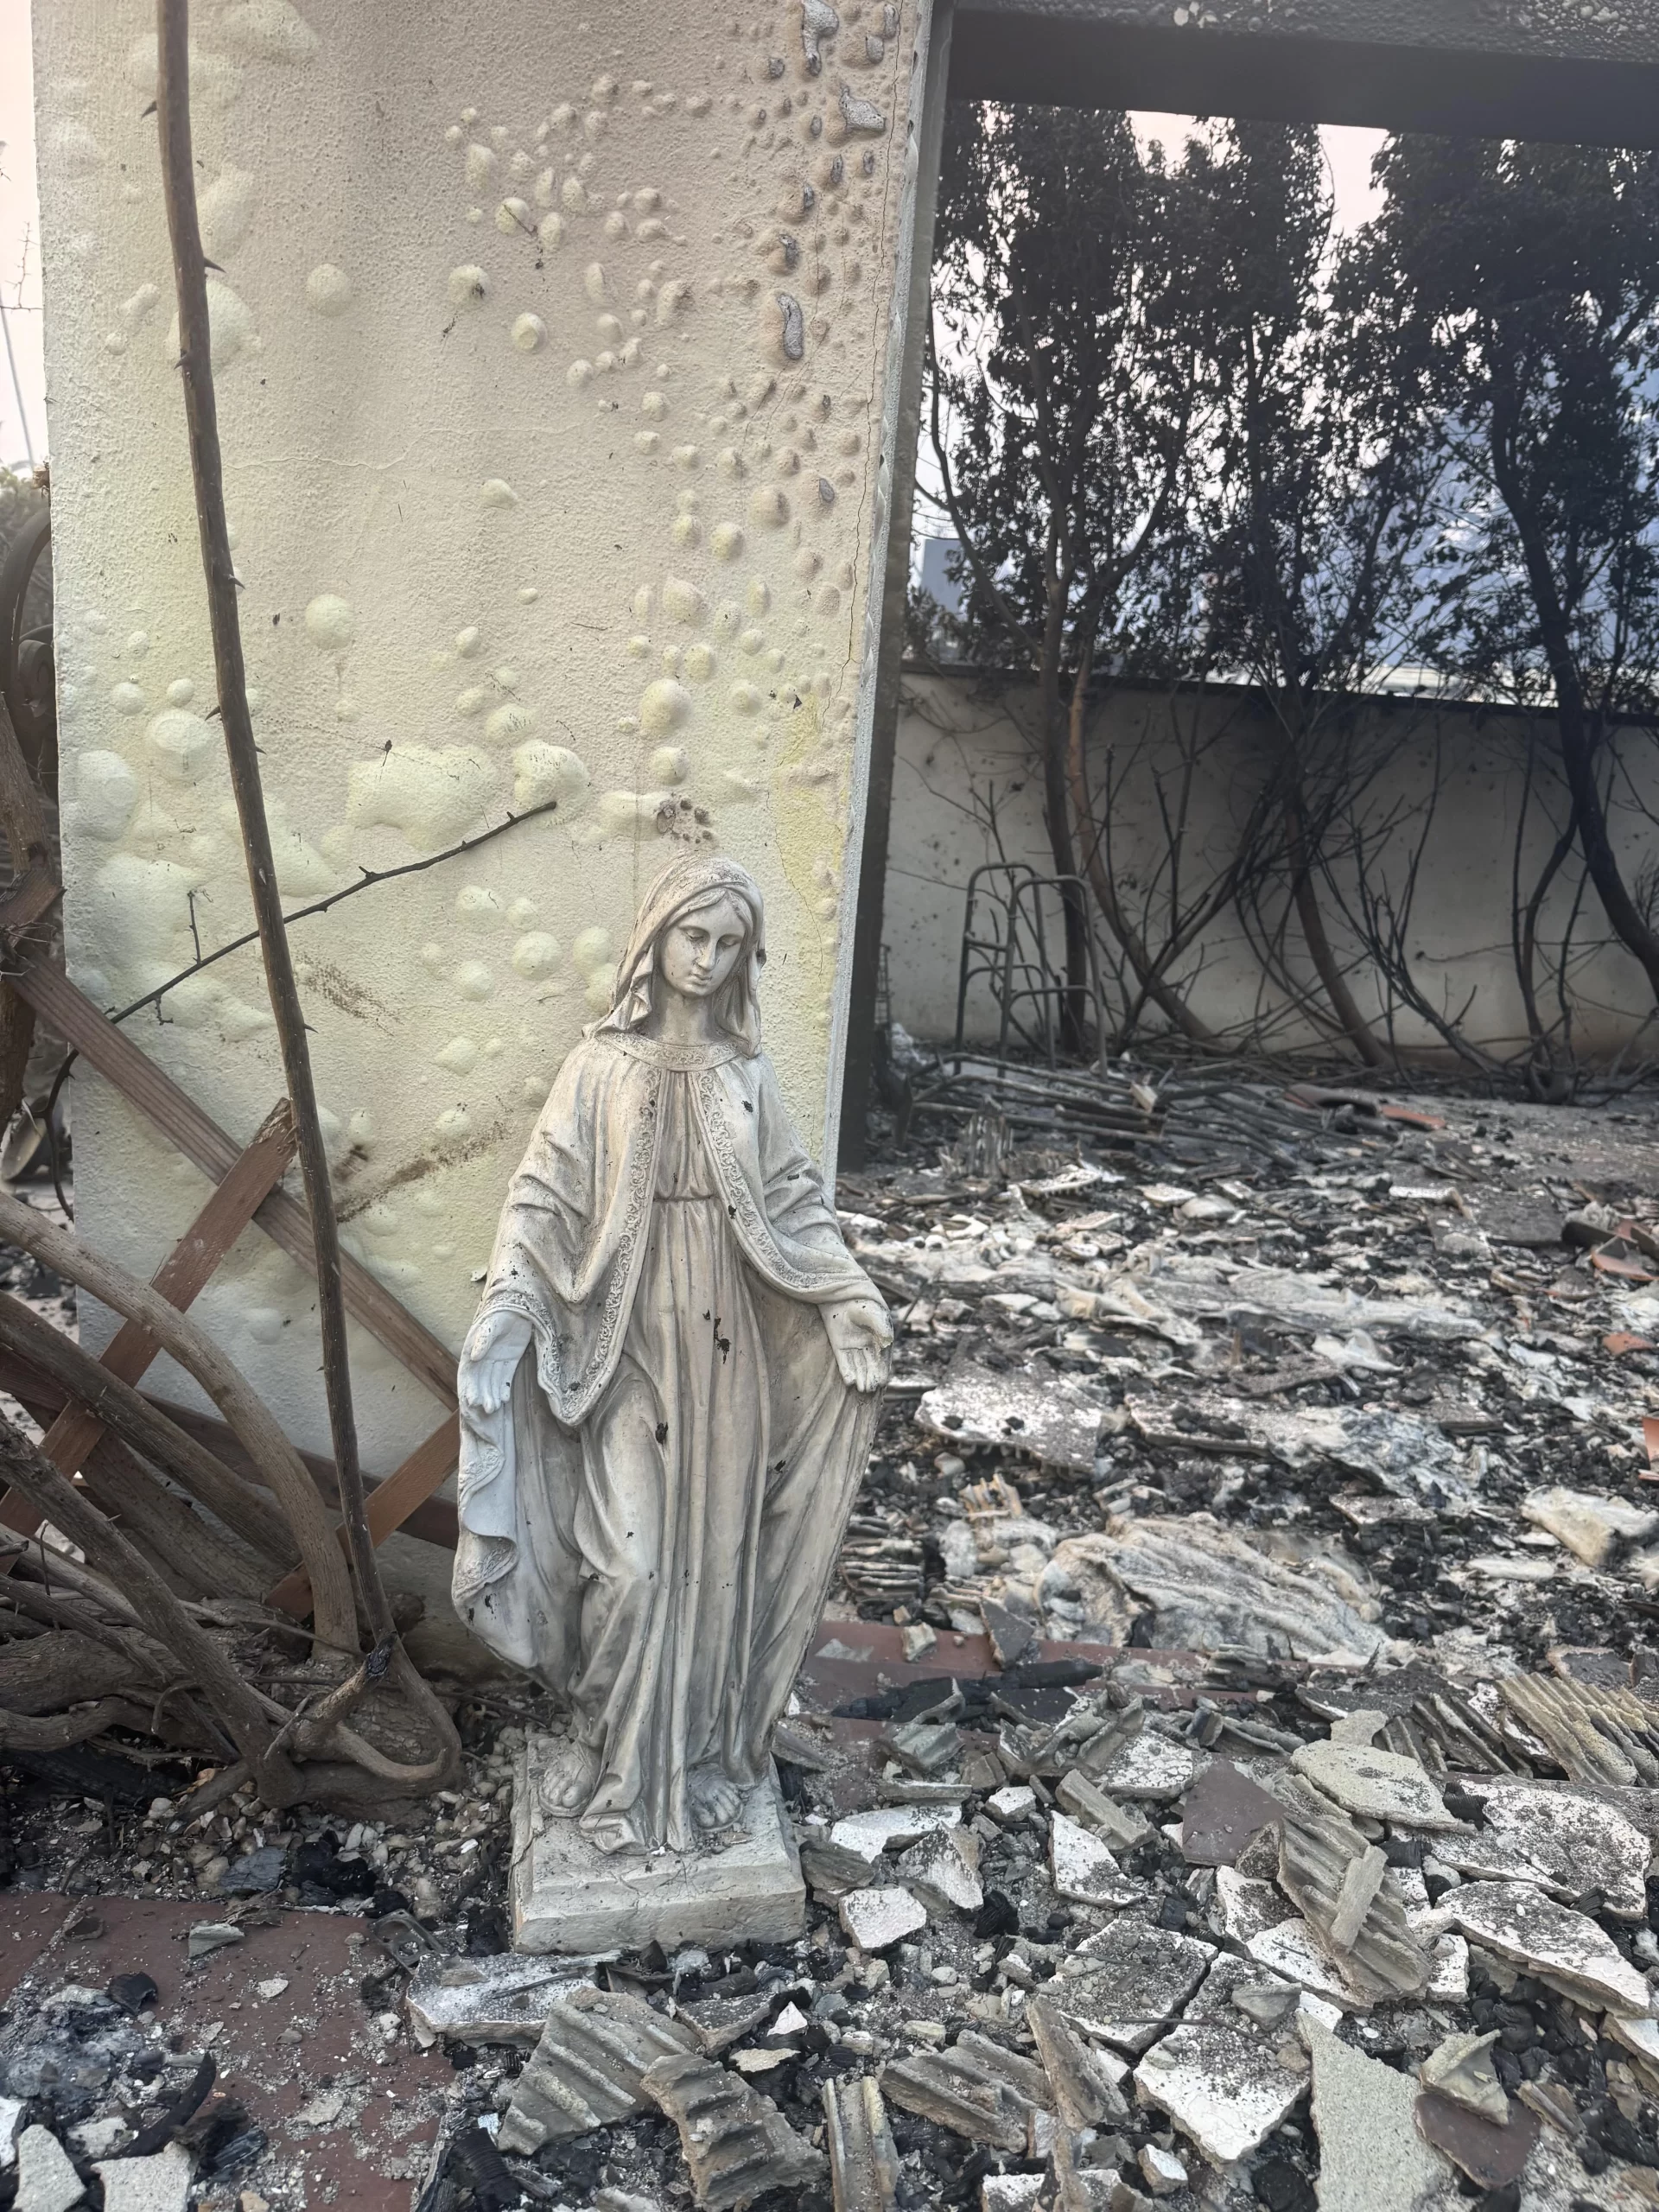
103, 799, 564, 1032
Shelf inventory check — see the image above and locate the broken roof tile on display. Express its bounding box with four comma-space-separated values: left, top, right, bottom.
495, 1986, 699, 2152
1434, 1783, 1649, 1917
1414, 2085, 1540, 2191
880, 2033, 1052, 2153
1417, 2029, 1507, 2124
1290, 1737, 1464, 1831
1303, 2018, 1453, 2212
643, 2050, 826, 2208
1179, 1759, 1286, 1866
1052, 1920, 1216, 2054
1446, 1881, 1654, 2014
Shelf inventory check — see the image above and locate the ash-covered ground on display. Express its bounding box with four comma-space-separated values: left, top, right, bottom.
0, 1075, 1657, 2212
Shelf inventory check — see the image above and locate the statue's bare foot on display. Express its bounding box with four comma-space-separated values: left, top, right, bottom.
689, 1767, 745, 1833
539, 1738, 600, 1817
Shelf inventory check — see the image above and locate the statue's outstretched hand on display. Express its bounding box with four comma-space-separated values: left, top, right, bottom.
823, 1295, 893, 1395
461, 1311, 533, 1414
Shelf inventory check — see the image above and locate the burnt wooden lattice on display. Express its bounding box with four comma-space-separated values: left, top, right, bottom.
0, 936, 465, 1613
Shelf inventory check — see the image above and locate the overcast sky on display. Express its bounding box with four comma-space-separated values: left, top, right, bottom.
1133, 111, 1385, 232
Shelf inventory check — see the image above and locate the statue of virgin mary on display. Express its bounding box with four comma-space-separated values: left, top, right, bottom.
452, 855, 891, 1857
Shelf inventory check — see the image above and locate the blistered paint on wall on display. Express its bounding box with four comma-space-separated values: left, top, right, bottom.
34, 0, 925, 1465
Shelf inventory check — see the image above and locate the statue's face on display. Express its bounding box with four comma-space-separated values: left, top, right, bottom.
658, 893, 749, 1001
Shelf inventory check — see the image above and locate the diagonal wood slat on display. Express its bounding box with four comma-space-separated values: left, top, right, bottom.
10, 950, 458, 1410
264, 1412, 461, 1617
0, 867, 64, 938
0, 948, 465, 1577
0, 1098, 299, 1548
0, 1351, 459, 1553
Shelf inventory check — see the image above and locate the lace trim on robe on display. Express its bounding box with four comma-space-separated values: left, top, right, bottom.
602, 1032, 746, 1071
689, 1068, 836, 1299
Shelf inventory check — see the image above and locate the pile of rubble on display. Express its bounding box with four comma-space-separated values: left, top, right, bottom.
840, 1080, 1659, 1671
0, 1978, 244, 2212
401, 1077, 1659, 2209
0, 1078, 1655, 2211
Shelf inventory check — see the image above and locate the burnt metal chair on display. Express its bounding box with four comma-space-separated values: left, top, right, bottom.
951, 862, 1110, 1074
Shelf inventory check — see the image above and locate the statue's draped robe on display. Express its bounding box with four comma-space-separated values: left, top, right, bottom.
454, 1030, 880, 1854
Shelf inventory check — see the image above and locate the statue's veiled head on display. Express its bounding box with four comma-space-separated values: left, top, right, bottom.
595, 854, 767, 1052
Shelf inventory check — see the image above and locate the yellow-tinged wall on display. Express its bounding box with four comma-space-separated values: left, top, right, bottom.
35, 0, 925, 1467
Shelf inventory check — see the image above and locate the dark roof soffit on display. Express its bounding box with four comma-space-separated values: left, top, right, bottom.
949, 5, 1659, 147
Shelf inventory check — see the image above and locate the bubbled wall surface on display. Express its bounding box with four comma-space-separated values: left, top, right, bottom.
35, 0, 926, 1463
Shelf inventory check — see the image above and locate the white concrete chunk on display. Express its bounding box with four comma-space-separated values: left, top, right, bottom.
68, 2122, 126, 2160
1054, 1920, 1216, 2054
1245, 1918, 1354, 2009
1522, 1486, 1659, 1569
1291, 1738, 1459, 1830
93, 2145, 192, 2212
841, 1885, 928, 1951
407, 1951, 594, 2044
0, 2101, 26, 2170
1096, 1732, 1195, 1802
1212, 1867, 1294, 1946
15, 2126, 84, 2212
1135, 2018, 1307, 2165
1607, 2012, 1659, 2090
1469, 1554, 1556, 1584
830, 1804, 963, 1863
918, 1364, 1102, 1471
1304, 2018, 1452, 2212
1427, 1933, 1470, 2003
1139, 2144, 1188, 2197
981, 2180, 1045, 2212
985, 1786, 1036, 1825
1436, 1785, 1649, 1918
897, 1827, 983, 1917
1049, 1812, 1136, 1906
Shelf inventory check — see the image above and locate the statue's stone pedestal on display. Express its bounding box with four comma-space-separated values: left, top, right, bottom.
511, 1735, 807, 1955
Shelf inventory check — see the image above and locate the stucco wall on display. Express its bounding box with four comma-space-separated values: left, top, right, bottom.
888, 671, 1658, 1063
34, 0, 926, 1468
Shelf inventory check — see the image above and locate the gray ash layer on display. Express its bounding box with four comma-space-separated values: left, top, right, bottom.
3, 1079, 1659, 2209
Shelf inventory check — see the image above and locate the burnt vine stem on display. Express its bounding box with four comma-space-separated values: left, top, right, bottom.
154, 0, 458, 1781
